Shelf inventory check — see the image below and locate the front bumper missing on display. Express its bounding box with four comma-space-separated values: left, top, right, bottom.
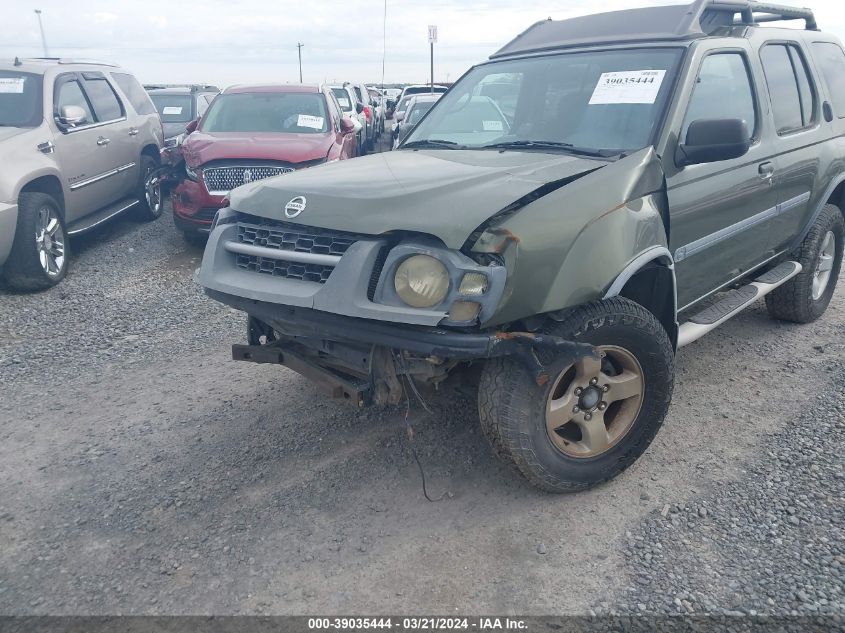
210, 289, 597, 405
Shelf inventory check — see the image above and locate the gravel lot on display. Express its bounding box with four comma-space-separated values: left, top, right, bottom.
0, 139, 842, 618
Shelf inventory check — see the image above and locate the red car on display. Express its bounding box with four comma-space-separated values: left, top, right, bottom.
172, 84, 358, 243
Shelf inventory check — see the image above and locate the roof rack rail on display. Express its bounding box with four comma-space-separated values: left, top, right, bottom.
21, 57, 120, 67
491, 0, 818, 59
694, 0, 818, 32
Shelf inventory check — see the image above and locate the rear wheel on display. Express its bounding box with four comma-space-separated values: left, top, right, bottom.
766, 204, 843, 323
133, 155, 163, 221
478, 298, 674, 493
3, 193, 68, 291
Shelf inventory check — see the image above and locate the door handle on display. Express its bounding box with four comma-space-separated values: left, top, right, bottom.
128, 128, 139, 136
96, 136, 110, 146
758, 162, 775, 181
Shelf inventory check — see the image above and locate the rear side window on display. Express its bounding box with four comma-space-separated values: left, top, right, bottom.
0, 71, 43, 127
683, 53, 756, 141
111, 72, 156, 115
811, 42, 845, 118
81, 73, 124, 121
760, 44, 816, 134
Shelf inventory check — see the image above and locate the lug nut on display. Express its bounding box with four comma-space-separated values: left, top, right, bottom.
584, 413, 592, 421
590, 377, 598, 386
598, 402, 607, 411
575, 387, 583, 396
572, 406, 580, 413
602, 384, 610, 392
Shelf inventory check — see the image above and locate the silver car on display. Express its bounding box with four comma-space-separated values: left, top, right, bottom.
0, 58, 163, 290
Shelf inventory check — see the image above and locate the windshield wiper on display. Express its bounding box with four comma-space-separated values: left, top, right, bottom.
480, 140, 618, 158
401, 139, 462, 150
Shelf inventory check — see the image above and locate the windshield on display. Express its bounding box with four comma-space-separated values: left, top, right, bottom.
404, 86, 447, 96
150, 94, 193, 123
201, 92, 329, 133
396, 96, 413, 114
331, 88, 353, 112
0, 71, 43, 127
405, 48, 682, 153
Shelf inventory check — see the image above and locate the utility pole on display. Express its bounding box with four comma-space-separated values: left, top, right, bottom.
428, 25, 437, 93
34, 9, 49, 57
296, 42, 304, 83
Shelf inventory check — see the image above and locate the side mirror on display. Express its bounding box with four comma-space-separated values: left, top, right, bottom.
339, 117, 356, 134
185, 118, 200, 134
676, 118, 750, 167
58, 105, 87, 127
355, 102, 364, 114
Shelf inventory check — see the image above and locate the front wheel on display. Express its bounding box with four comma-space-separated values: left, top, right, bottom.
478, 298, 674, 493
3, 192, 68, 291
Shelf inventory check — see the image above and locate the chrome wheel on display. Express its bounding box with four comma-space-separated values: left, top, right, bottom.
144, 166, 162, 215
812, 230, 835, 300
545, 345, 644, 458
35, 205, 65, 277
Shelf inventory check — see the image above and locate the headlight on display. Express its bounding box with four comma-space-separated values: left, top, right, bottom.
394, 255, 450, 308
185, 163, 200, 181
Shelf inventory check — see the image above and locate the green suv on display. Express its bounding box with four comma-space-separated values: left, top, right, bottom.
199, 0, 844, 492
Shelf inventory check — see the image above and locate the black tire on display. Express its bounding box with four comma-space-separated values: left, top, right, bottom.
3, 192, 68, 291
765, 204, 844, 323
133, 154, 163, 221
182, 230, 207, 247
478, 298, 674, 493
358, 133, 367, 156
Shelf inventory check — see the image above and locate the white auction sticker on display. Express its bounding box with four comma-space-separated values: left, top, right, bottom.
482, 120, 504, 131
337, 98, 350, 108
0, 77, 25, 94
297, 114, 324, 129
589, 70, 666, 105
161, 106, 183, 115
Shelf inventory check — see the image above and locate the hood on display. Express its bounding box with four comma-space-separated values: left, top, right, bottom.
182, 131, 332, 167
162, 121, 187, 140
0, 126, 32, 143
229, 149, 607, 248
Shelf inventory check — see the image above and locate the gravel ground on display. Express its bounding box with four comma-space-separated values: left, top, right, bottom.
0, 135, 843, 618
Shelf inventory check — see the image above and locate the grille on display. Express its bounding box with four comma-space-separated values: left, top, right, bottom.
203, 165, 293, 193
235, 254, 334, 283
234, 220, 365, 284
237, 222, 358, 257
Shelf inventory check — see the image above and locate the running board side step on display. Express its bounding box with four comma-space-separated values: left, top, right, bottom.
66, 197, 140, 236
677, 261, 802, 348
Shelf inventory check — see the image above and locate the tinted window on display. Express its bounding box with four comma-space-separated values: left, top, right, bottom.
760, 44, 815, 134
201, 92, 329, 133
55, 78, 94, 126
0, 71, 43, 127
811, 42, 845, 118
82, 74, 123, 121
683, 53, 756, 141
111, 72, 156, 115
150, 94, 194, 122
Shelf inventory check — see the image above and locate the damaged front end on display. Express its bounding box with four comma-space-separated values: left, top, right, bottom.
218, 295, 596, 407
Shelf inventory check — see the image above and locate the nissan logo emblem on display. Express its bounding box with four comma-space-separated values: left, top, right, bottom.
284, 196, 307, 218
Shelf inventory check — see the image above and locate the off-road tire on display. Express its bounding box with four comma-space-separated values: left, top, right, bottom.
478, 298, 674, 493
765, 204, 843, 323
133, 154, 163, 221
3, 192, 68, 291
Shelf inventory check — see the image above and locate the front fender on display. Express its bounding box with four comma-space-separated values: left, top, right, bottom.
472, 148, 669, 326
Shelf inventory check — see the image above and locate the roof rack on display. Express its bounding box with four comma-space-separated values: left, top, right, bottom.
491, 0, 818, 59
21, 57, 119, 67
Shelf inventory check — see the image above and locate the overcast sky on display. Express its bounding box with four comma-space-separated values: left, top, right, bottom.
6, 0, 845, 87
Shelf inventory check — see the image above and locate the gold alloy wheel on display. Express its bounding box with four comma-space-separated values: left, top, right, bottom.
545, 345, 645, 458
